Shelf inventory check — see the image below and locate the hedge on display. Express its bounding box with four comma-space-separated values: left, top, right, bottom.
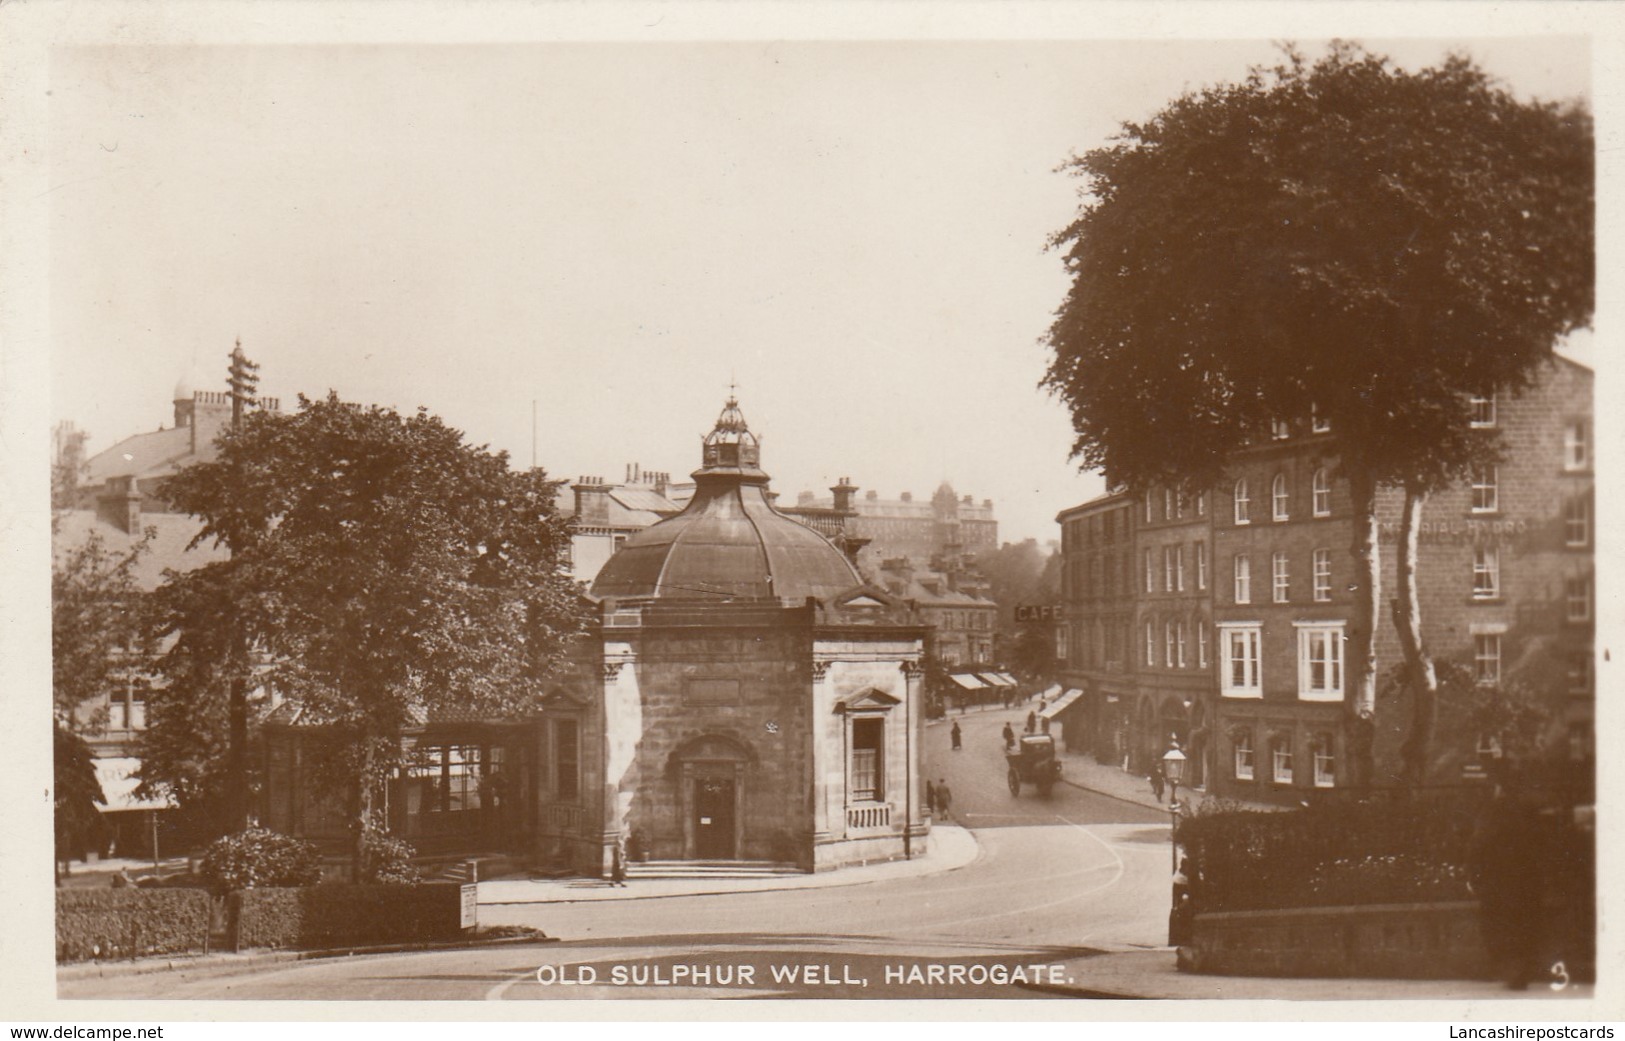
231, 883, 464, 951
57, 888, 212, 962
1178, 791, 1486, 913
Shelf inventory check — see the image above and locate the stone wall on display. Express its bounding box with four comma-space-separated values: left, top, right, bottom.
1179, 902, 1488, 979
614, 619, 813, 865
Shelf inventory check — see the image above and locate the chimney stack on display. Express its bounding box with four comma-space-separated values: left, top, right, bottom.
97, 476, 142, 534
831, 477, 858, 515
572, 476, 612, 524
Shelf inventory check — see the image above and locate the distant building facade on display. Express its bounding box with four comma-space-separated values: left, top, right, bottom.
794, 482, 997, 576
874, 557, 996, 666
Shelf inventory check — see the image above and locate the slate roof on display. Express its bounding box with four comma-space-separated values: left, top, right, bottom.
83, 427, 201, 486
53, 508, 228, 590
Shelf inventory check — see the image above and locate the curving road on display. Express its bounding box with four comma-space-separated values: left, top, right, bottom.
66, 707, 1176, 1000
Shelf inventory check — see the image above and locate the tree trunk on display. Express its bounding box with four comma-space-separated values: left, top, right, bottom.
227, 647, 249, 832
1392, 483, 1438, 787
355, 733, 375, 882
1345, 466, 1380, 790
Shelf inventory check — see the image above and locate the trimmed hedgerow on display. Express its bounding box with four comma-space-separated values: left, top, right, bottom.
57, 888, 211, 962
198, 828, 322, 894
232, 883, 463, 951
1178, 792, 1486, 913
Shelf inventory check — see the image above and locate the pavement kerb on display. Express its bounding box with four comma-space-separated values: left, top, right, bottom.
56, 932, 558, 984
479, 824, 984, 906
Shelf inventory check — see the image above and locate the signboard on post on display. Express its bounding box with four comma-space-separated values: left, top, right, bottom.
460, 883, 478, 930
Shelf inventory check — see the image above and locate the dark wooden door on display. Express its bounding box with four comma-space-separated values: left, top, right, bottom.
694, 777, 736, 859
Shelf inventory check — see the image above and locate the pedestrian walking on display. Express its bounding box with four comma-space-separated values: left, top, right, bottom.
1025, 710, 1037, 734
950, 721, 963, 750
1150, 770, 1166, 803
925, 779, 938, 817
1001, 722, 1016, 750
610, 837, 628, 887
936, 779, 953, 822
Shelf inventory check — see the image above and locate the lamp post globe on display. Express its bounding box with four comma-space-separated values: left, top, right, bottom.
1161, 746, 1187, 787
1161, 745, 1187, 871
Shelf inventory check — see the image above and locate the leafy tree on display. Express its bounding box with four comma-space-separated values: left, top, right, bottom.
53, 529, 153, 732
54, 725, 105, 880
1043, 44, 1592, 785
138, 564, 254, 838
149, 393, 589, 869
973, 538, 1061, 679
52, 525, 152, 872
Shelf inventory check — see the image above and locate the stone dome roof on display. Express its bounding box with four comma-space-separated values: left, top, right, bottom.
590, 397, 862, 604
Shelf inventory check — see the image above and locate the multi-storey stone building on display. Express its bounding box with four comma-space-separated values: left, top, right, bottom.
1056, 358, 1594, 803
874, 557, 997, 666
1053, 492, 1136, 759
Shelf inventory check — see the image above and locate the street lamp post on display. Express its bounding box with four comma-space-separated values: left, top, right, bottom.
1161, 745, 1186, 872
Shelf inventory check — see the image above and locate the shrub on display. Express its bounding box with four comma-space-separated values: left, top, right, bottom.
57, 888, 211, 962
1178, 791, 1484, 913
198, 828, 322, 894
360, 830, 420, 885
232, 883, 462, 951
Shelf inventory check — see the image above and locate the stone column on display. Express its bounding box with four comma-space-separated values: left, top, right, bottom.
810, 659, 834, 849
903, 658, 927, 842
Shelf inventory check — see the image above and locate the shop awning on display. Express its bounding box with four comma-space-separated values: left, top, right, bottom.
1039, 689, 1086, 720
990, 672, 1020, 686
93, 757, 172, 813
974, 672, 1014, 687
948, 673, 987, 689
1040, 683, 1063, 700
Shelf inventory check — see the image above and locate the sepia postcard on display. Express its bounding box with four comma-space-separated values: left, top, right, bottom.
2, 0, 1620, 1030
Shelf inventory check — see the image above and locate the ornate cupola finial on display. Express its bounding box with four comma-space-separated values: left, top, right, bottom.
698, 388, 765, 479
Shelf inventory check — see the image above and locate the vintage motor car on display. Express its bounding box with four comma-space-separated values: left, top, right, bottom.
1006, 733, 1062, 796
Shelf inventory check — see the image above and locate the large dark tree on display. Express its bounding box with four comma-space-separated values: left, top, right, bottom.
145, 393, 589, 865
1043, 44, 1592, 785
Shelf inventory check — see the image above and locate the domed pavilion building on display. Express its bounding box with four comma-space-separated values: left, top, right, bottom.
536, 397, 930, 875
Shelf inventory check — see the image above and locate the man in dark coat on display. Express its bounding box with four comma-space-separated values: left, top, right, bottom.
936, 779, 953, 822
951, 721, 963, 750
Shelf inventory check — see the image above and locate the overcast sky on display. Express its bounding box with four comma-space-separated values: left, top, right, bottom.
46, 36, 1591, 546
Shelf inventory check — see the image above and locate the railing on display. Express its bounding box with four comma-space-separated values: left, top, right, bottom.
846, 803, 891, 831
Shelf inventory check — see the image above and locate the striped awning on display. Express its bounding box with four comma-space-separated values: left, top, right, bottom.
948, 673, 987, 689
974, 672, 1015, 687
1039, 689, 1086, 720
